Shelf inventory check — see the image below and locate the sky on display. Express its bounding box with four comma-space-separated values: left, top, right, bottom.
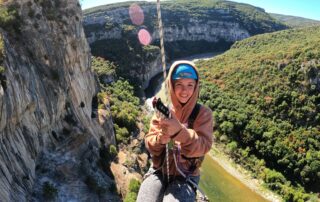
80, 0, 320, 21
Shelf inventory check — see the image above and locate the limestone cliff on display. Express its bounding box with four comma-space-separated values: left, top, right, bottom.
83, 1, 288, 90
0, 0, 117, 201
84, 5, 251, 44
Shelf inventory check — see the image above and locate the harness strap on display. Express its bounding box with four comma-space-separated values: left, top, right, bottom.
188, 103, 201, 129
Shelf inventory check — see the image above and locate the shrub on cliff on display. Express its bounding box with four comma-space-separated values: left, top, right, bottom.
0, 33, 4, 61
92, 56, 116, 77
104, 79, 140, 143
0, 3, 21, 34
42, 181, 58, 200
124, 178, 141, 202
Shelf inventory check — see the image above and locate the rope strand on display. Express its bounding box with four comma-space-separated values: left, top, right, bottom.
156, 0, 170, 183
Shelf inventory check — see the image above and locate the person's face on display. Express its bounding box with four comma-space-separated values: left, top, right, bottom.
173, 78, 196, 104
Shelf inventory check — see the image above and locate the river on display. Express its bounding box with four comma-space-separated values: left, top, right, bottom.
144, 52, 271, 202
200, 155, 268, 202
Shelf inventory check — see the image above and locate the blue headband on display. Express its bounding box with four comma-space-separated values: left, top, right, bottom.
172, 64, 198, 80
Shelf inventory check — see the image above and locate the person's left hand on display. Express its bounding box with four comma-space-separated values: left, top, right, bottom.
159, 110, 183, 137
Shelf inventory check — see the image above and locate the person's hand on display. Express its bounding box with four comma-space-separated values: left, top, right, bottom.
159, 110, 183, 137
151, 116, 171, 144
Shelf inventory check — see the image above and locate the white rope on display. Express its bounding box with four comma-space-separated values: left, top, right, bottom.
156, 0, 167, 80
156, 0, 171, 183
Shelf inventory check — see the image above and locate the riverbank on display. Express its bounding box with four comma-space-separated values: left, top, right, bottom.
208, 143, 282, 202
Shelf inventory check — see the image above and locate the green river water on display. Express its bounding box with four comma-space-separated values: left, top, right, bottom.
200, 155, 269, 202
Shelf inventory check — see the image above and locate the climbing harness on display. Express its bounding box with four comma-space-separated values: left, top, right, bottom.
173, 144, 209, 201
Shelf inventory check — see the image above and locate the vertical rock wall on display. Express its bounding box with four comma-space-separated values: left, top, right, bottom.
0, 0, 116, 201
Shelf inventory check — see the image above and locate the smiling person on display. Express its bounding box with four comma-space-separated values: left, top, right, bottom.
137, 60, 213, 202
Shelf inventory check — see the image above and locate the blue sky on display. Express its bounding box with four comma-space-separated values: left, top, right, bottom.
81, 0, 320, 21
231, 0, 320, 20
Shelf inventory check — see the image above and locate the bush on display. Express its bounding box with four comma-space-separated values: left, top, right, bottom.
226, 141, 237, 154
0, 66, 4, 74
109, 144, 117, 157
128, 178, 140, 193
124, 178, 141, 202
264, 168, 286, 184
91, 56, 116, 77
42, 181, 58, 199
0, 33, 4, 62
115, 124, 130, 143
102, 79, 140, 143
124, 192, 137, 202
0, 3, 21, 34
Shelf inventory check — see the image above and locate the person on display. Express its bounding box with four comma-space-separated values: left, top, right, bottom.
137, 60, 213, 202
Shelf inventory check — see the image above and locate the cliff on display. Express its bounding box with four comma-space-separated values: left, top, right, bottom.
83, 0, 288, 90
0, 0, 117, 201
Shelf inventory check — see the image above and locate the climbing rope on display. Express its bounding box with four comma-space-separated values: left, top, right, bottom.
156, 0, 171, 184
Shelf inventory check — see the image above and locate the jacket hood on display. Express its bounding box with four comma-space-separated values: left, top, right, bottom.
166, 60, 200, 123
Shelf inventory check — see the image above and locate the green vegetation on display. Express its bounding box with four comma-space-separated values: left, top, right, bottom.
270, 13, 320, 28
91, 56, 116, 80
42, 181, 58, 199
0, 2, 21, 34
162, 0, 287, 34
106, 79, 140, 143
0, 33, 4, 67
109, 144, 117, 158
124, 178, 141, 202
0, 66, 4, 74
197, 26, 320, 201
142, 115, 152, 134
0, 33, 6, 90
91, 56, 141, 144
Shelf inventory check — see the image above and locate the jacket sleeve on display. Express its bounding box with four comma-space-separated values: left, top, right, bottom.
173, 106, 213, 158
145, 114, 170, 157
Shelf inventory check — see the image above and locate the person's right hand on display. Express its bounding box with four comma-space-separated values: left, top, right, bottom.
159, 110, 183, 137
152, 116, 171, 144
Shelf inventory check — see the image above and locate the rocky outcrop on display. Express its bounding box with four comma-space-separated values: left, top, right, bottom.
0, 0, 117, 201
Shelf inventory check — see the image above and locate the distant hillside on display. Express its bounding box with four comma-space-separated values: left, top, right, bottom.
197, 26, 320, 201
83, 0, 288, 88
270, 13, 320, 28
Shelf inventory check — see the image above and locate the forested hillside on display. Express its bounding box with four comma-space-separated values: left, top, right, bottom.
270, 13, 320, 28
197, 26, 320, 201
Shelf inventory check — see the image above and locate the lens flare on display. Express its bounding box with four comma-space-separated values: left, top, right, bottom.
129, 3, 144, 26
138, 29, 152, 46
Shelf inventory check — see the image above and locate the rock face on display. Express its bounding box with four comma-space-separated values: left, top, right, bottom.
0, 0, 117, 201
84, 6, 250, 44
83, 1, 287, 90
